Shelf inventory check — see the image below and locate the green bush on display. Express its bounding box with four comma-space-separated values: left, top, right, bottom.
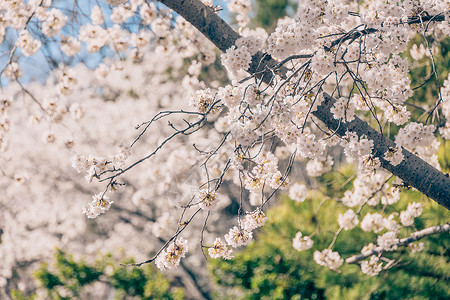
11, 249, 184, 300
210, 192, 449, 299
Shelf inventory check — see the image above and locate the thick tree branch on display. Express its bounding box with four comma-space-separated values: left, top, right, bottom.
161, 0, 240, 52
160, 0, 450, 209
346, 223, 450, 264
315, 94, 450, 208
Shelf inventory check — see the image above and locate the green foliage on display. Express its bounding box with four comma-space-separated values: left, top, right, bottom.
11, 249, 184, 300
253, 0, 296, 30
438, 138, 450, 172
406, 36, 450, 123
210, 188, 450, 299
9, 290, 35, 300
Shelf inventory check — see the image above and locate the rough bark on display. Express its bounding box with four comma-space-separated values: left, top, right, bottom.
159, 0, 450, 209
316, 94, 450, 206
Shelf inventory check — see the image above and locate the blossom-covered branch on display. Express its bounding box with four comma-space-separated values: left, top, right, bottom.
160, 0, 450, 209
346, 223, 450, 264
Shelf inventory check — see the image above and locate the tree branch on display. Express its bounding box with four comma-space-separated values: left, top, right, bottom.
159, 0, 450, 209
324, 13, 446, 51
314, 94, 450, 208
346, 223, 450, 264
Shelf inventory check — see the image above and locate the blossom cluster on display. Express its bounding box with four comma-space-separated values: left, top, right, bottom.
209, 209, 268, 260
361, 213, 398, 233
71, 144, 131, 184
400, 202, 423, 226
313, 249, 344, 271
208, 238, 233, 259
155, 237, 189, 271
341, 171, 399, 208
16, 30, 41, 56
82, 193, 114, 219
377, 231, 400, 251
338, 209, 358, 231
197, 189, 219, 210
288, 183, 308, 202
360, 255, 383, 276
220, 45, 252, 75
384, 146, 405, 166
292, 232, 314, 252
189, 88, 216, 114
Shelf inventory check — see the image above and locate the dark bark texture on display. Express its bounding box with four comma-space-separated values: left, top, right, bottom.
160, 0, 450, 209
316, 94, 450, 206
